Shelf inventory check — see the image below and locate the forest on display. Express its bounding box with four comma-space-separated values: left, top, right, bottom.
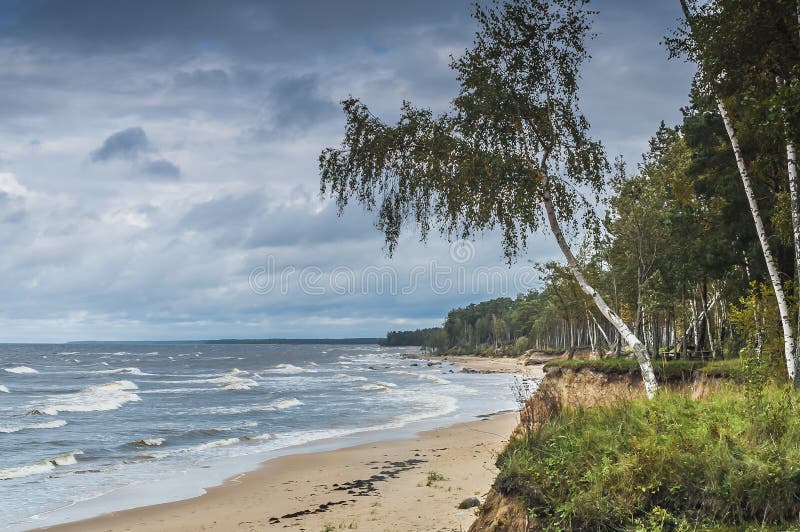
370, 0, 800, 394
386, 93, 797, 371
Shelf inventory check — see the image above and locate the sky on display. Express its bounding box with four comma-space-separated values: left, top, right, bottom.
0, 0, 695, 342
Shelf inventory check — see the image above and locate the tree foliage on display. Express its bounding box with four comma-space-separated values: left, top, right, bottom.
320, 0, 606, 261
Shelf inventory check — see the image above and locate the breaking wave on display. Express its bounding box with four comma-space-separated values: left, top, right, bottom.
96, 367, 151, 376
356, 383, 392, 392
333, 373, 368, 382
0, 419, 67, 434
129, 438, 165, 447
201, 397, 303, 415
263, 363, 311, 374
0, 384, 8, 393
207, 374, 258, 390
0, 451, 83, 481
5, 366, 38, 374
35, 380, 141, 415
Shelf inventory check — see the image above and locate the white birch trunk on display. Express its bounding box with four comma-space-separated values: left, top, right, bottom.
541, 186, 658, 398
779, 71, 800, 384
716, 99, 798, 383
788, 136, 800, 380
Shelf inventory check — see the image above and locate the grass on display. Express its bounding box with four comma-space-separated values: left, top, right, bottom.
495, 384, 800, 530
426, 471, 447, 486
543, 357, 744, 382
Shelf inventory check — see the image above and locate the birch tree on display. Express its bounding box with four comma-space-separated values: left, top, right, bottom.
674, 0, 800, 384
319, 0, 659, 397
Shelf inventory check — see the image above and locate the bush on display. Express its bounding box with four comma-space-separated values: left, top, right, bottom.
514, 336, 531, 354
543, 357, 744, 382
495, 386, 800, 530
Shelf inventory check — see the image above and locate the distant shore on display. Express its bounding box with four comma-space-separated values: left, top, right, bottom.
39, 412, 519, 532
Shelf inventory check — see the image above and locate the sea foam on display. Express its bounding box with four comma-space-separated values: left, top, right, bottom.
96, 367, 151, 376
263, 363, 310, 374
0, 451, 82, 481
5, 366, 38, 374
0, 419, 67, 434
36, 380, 141, 415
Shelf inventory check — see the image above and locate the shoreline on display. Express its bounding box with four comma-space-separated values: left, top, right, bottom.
20, 354, 542, 531
409, 351, 546, 379
38, 411, 520, 532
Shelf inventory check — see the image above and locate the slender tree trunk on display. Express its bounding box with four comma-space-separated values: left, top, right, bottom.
716, 99, 798, 385
779, 74, 800, 383
788, 135, 800, 373
541, 186, 658, 398
680, 0, 798, 384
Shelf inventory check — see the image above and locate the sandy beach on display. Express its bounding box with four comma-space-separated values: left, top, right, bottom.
441, 355, 545, 378
40, 413, 519, 532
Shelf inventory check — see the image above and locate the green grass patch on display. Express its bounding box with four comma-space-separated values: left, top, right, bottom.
544, 357, 743, 382
426, 471, 447, 486
496, 385, 800, 530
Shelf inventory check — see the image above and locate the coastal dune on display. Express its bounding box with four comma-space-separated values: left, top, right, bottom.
41, 413, 518, 532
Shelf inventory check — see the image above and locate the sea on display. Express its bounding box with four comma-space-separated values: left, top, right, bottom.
0, 343, 529, 531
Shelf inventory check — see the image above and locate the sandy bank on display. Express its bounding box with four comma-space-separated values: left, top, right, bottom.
39, 413, 519, 532
418, 353, 545, 379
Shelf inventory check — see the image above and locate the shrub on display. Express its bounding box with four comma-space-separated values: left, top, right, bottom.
426, 471, 447, 486
514, 336, 531, 354
495, 386, 800, 530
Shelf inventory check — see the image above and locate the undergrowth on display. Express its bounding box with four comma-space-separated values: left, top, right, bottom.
544, 357, 745, 382
496, 384, 800, 530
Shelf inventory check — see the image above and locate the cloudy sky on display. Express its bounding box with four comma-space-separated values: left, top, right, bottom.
0, 0, 694, 342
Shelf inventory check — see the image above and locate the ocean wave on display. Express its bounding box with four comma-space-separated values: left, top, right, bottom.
190, 437, 240, 452
418, 374, 451, 385
156, 370, 258, 391
5, 366, 38, 374
356, 383, 392, 392
138, 387, 208, 394
200, 397, 303, 415
56, 351, 80, 356
149, 437, 241, 459
0, 451, 82, 481
96, 367, 152, 376
128, 438, 165, 447
263, 397, 303, 410
388, 370, 451, 385
207, 374, 258, 390
35, 380, 141, 415
0, 419, 67, 433
241, 432, 275, 441
0, 384, 8, 393
333, 373, 368, 382
390, 394, 459, 426
263, 363, 312, 374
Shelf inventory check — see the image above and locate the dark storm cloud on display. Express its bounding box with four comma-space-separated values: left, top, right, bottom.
142, 159, 181, 179
181, 192, 264, 232
174, 68, 230, 90
3, 1, 471, 56
179, 190, 377, 247
249, 75, 340, 139
246, 202, 377, 248
0, 0, 695, 340
91, 127, 151, 162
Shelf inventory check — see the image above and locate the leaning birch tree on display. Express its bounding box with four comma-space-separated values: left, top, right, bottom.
319, 0, 659, 397
674, 0, 800, 385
